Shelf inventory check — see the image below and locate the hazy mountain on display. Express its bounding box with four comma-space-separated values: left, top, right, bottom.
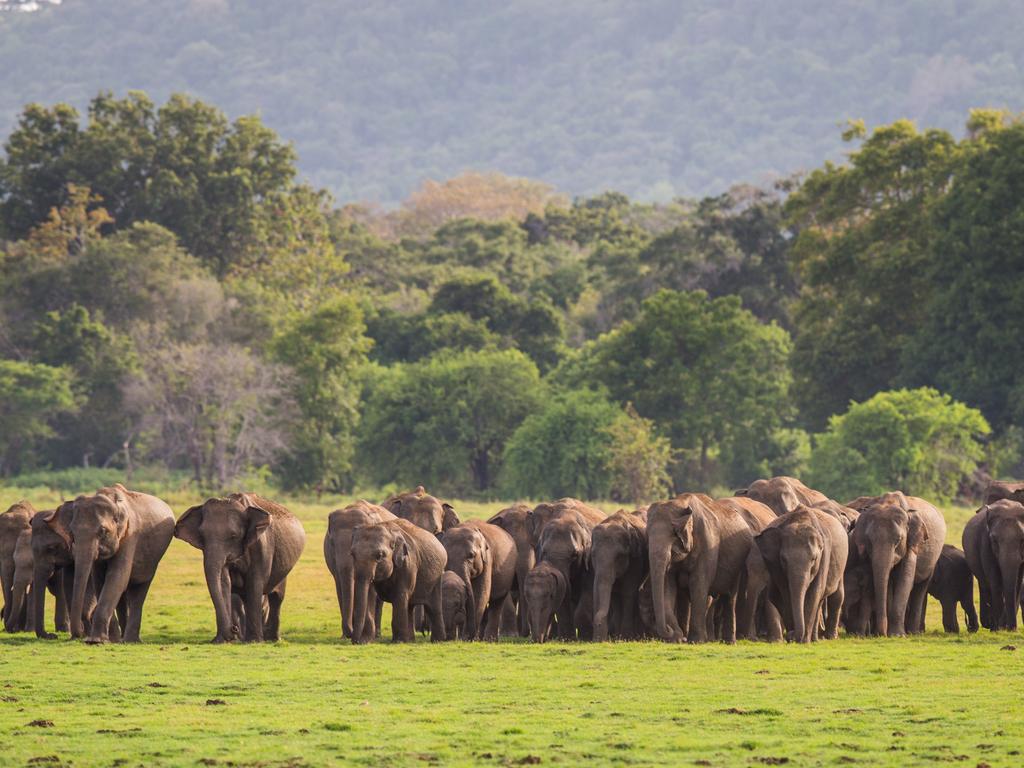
1, 0, 1022, 203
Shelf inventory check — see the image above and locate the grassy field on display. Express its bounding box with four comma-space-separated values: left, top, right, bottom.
0, 489, 1021, 767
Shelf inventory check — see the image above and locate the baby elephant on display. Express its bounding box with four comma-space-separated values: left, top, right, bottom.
175, 494, 306, 643
927, 544, 978, 633
441, 571, 470, 639
440, 520, 517, 640
524, 561, 568, 643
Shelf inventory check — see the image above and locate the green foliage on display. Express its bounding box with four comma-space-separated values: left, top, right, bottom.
807, 388, 990, 503
501, 389, 621, 499
604, 403, 674, 504
0, 359, 77, 474
359, 349, 545, 493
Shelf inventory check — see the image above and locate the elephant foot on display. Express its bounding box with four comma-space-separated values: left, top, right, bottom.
210, 635, 232, 644
84, 636, 107, 645
37, 632, 58, 640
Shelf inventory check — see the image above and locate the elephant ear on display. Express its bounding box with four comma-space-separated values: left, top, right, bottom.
779, 486, 801, 515
756, 527, 782, 563
174, 504, 206, 550
571, 525, 592, 570
906, 513, 928, 554
42, 506, 73, 549
734, 488, 749, 497
671, 507, 694, 541
441, 503, 460, 531
241, 496, 272, 550
393, 532, 410, 568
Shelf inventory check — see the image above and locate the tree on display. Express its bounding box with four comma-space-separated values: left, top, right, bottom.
604, 403, 674, 505
358, 349, 544, 493
576, 289, 793, 488
270, 299, 371, 491
807, 388, 990, 503
0, 359, 78, 475
501, 389, 621, 499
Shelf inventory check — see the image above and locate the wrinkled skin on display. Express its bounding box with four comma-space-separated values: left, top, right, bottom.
963, 499, 1024, 631
591, 511, 647, 641
4, 528, 67, 634
531, 510, 599, 641
756, 505, 847, 642
441, 571, 469, 640
52, 485, 175, 644
176, 493, 305, 643
985, 481, 1024, 505
926, 544, 979, 633
381, 486, 459, 535
324, 501, 395, 639
523, 561, 567, 643
647, 494, 758, 643
848, 492, 945, 636
0, 501, 34, 630
440, 521, 517, 640
350, 518, 447, 644
487, 504, 535, 637
737, 477, 829, 518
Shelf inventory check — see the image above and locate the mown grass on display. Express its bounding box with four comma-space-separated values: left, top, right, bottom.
1, 490, 1020, 767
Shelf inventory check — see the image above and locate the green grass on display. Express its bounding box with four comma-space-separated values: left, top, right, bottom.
1, 491, 1021, 767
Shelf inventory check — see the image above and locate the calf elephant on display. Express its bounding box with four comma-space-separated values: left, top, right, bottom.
441, 571, 470, 640
648, 493, 761, 643
487, 504, 535, 636
440, 520, 517, 640
350, 518, 447, 643
324, 500, 395, 640
30, 503, 95, 639
49, 485, 175, 644
382, 486, 459, 535
927, 544, 979, 633
737, 477, 829, 517
963, 499, 1024, 631
175, 493, 306, 643
591, 510, 647, 641
524, 561, 568, 643
4, 528, 68, 634
848, 492, 946, 636
0, 501, 34, 629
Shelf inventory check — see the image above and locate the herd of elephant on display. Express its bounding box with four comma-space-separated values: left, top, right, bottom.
1, 478, 1023, 645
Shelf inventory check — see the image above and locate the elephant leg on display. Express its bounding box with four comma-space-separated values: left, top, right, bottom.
371, 588, 383, 639
940, 598, 959, 633
427, 577, 446, 642
244, 578, 266, 642
87, 554, 133, 644
687, 571, 712, 644
265, 585, 284, 642
824, 586, 843, 640
391, 592, 412, 643
412, 605, 427, 635
52, 579, 69, 633
555, 591, 576, 640
333, 568, 352, 640
661, 573, 685, 642
905, 580, 929, 635
963, 591, 979, 633
121, 580, 152, 642
720, 591, 738, 644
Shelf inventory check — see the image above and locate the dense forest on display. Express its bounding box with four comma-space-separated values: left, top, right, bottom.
0, 92, 1022, 503
2, 1, 1024, 201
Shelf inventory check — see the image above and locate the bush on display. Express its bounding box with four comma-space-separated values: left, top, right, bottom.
807, 388, 990, 503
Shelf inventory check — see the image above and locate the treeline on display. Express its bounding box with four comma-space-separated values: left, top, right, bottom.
0, 92, 1021, 502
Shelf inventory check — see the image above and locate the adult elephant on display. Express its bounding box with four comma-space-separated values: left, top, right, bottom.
963, 499, 1024, 630
4, 528, 67, 634
591, 510, 648, 641
718, 496, 782, 642
350, 518, 447, 643
176, 493, 305, 643
526, 498, 605, 551
382, 486, 459, 535
848, 492, 945, 636
324, 500, 396, 640
927, 544, 979, 633
0, 501, 34, 629
647, 493, 760, 643
49, 485, 174, 644
755, 505, 848, 642
440, 520, 516, 640
985, 481, 1024, 505
737, 477, 828, 517
487, 504, 535, 636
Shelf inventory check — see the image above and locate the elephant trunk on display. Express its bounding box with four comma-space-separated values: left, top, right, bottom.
649, 542, 675, 642
335, 564, 355, 639
351, 570, 373, 644
460, 568, 478, 640
203, 552, 233, 642
5, 573, 30, 633
787, 566, 811, 643
997, 549, 1022, 630
528, 596, 549, 643
870, 549, 894, 638
592, 562, 615, 642
70, 539, 98, 639
889, 550, 918, 635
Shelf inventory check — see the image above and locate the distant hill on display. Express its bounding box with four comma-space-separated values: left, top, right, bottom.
2, 0, 1022, 204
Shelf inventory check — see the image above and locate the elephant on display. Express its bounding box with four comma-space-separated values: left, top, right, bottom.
985, 481, 1024, 505
440, 520, 517, 640
441, 571, 470, 640
381, 486, 459, 535
736, 477, 829, 517
0, 501, 34, 629
324, 500, 396, 640
717, 496, 782, 642
926, 544, 979, 633
847, 492, 946, 636
29, 503, 99, 639
4, 528, 68, 634
963, 499, 1024, 631
350, 518, 447, 643
175, 493, 305, 643
528, 507, 600, 641
47, 485, 175, 643
523, 561, 568, 643
591, 510, 647, 641
526, 498, 605, 551
755, 505, 848, 642
487, 504, 535, 636
647, 493, 762, 643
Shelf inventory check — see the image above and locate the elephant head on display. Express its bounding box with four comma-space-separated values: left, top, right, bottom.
174, 493, 274, 643
441, 524, 490, 639
536, 516, 591, 578
441, 571, 469, 640
349, 522, 411, 643
524, 562, 567, 642
739, 477, 827, 518
381, 486, 458, 535
56, 487, 131, 639
985, 481, 1024, 505
980, 500, 1024, 629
